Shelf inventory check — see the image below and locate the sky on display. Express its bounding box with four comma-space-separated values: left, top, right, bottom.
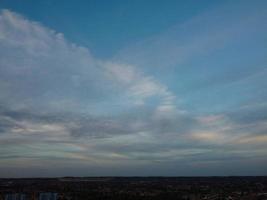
0, 0, 266, 177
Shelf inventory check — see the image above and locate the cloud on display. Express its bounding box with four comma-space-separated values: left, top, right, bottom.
113, 1, 267, 105
0, 5, 190, 171
0, 9, 177, 112
236, 135, 267, 145
114, 1, 267, 69
103, 61, 177, 106
0, 8, 267, 176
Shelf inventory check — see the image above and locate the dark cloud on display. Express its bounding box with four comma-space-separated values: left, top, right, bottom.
227, 104, 267, 125
69, 118, 135, 138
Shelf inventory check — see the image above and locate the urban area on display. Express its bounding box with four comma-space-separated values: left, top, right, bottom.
0, 177, 267, 200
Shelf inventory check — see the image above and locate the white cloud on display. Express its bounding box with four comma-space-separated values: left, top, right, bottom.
103, 61, 177, 106
104, 62, 138, 85
0, 9, 177, 113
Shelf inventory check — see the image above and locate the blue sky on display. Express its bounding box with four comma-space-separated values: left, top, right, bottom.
0, 0, 220, 57
0, 0, 266, 177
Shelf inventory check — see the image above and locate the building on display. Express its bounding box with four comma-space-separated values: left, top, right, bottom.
39, 193, 57, 200
5, 194, 26, 200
